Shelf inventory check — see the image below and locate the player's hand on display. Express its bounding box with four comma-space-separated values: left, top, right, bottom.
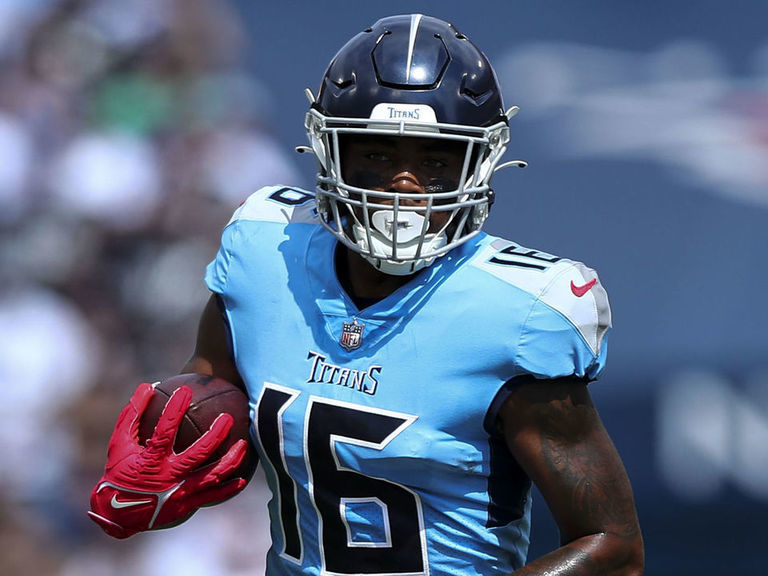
88, 382, 249, 539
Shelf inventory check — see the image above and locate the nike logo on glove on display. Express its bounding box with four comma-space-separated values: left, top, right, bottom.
110, 494, 153, 509
571, 278, 597, 297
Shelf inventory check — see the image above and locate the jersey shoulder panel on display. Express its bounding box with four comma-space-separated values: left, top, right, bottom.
470, 237, 611, 357
206, 186, 317, 295
227, 185, 317, 227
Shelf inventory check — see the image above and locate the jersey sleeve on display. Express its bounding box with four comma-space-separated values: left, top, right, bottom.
483, 259, 613, 433
515, 261, 611, 381
205, 220, 238, 295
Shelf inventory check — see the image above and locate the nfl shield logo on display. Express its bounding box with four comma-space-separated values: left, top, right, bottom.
340, 319, 365, 351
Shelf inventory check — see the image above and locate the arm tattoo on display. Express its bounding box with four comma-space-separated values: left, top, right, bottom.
503, 382, 643, 575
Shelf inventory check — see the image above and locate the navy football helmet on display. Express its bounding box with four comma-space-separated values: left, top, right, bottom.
302, 14, 524, 275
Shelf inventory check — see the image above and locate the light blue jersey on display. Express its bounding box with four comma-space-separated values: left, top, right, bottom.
205, 186, 611, 576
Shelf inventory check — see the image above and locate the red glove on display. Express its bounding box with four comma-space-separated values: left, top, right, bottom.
88, 382, 248, 538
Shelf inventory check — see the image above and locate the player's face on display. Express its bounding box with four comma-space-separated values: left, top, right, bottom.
340, 134, 468, 231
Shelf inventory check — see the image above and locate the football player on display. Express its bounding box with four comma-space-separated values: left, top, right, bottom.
90, 14, 644, 576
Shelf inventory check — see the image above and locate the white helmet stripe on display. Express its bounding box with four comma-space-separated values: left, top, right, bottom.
405, 14, 423, 83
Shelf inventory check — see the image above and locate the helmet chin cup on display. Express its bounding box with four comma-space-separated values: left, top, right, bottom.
364, 255, 434, 276
370, 210, 424, 243
351, 219, 447, 276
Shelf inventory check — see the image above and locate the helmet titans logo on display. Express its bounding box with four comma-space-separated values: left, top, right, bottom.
386, 106, 420, 120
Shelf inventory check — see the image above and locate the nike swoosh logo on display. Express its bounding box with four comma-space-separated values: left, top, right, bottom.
110, 494, 153, 509
571, 278, 597, 297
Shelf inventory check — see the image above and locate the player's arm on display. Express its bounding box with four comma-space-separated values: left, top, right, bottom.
500, 378, 644, 576
181, 294, 244, 389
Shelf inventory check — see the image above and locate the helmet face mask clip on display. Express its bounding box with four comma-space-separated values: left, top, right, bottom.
303, 14, 520, 275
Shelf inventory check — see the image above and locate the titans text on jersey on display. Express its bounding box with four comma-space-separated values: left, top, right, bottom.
205, 186, 611, 576
306, 350, 382, 394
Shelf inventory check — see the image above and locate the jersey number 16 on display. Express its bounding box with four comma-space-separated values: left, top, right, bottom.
255, 383, 428, 576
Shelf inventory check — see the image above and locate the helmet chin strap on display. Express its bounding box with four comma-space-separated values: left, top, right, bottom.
352, 210, 448, 276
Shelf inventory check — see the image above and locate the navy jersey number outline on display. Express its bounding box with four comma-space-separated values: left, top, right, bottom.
268, 187, 314, 206
256, 383, 429, 576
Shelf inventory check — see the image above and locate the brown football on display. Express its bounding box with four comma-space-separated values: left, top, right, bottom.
138, 373, 257, 481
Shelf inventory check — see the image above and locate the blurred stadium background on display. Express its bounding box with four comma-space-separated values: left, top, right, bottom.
0, 1, 766, 574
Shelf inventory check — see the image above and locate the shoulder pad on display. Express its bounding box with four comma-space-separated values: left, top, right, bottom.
473, 239, 611, 355
227, 186, 317, 226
